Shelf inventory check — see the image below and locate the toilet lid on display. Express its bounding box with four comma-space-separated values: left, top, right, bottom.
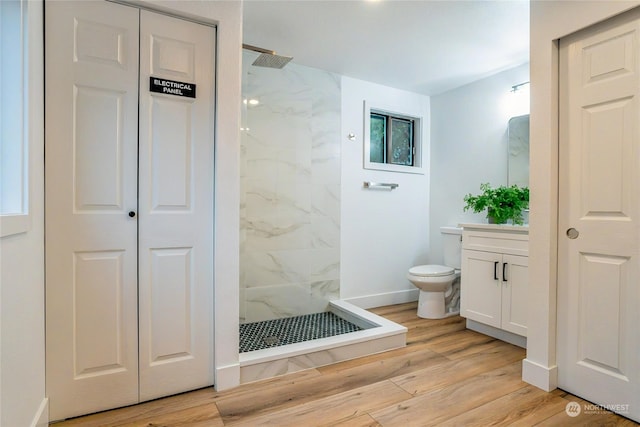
409, 264, 455, 277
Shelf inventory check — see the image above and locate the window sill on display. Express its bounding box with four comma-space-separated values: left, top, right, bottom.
364, 161, 425, 175
0, 214, 31, 237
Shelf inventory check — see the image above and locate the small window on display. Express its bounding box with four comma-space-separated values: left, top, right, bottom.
370, 112, 415, 166
364, 102, 424, 174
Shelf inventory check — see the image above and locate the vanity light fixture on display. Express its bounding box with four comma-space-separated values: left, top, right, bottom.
510, 81, 530, 93
508, 81, 530, 116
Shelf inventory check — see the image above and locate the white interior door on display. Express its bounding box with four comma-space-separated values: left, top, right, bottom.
558, 9, 640, 422
45, 1, 140, 420
46, 1, 215, 420
137, 10, 215, 401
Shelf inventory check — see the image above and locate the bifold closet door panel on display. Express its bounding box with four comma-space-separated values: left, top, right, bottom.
45, 1, 140, 421
137, 10, 216, 401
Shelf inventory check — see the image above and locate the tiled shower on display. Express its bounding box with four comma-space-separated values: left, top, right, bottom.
238, 53, 406, 374
239, 51, 342, 323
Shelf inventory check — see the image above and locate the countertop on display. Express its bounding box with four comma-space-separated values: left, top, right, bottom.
459, 223, 529, 232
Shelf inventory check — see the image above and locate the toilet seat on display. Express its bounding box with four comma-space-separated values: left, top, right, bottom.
408, 264, 454, 278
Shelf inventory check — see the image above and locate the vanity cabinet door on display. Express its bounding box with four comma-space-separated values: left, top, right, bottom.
461, 249, 502, 328
501, 254, 528, 336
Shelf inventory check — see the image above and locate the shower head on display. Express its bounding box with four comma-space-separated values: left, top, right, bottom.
242, 44, 293, 69
252, 53, 293, 69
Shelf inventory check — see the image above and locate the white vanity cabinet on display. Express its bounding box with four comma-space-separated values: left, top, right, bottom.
460, 224, 529, 338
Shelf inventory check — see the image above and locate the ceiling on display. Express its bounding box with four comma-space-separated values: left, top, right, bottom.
242, 0, 530, 96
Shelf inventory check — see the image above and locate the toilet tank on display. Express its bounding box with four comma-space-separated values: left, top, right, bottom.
441, 226, 462, 269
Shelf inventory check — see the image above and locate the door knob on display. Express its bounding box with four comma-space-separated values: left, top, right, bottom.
566, 228, 579, 239
128, 211, 136, 218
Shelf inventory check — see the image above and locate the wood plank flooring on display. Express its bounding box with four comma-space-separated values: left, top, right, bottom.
53, 302, 638, 427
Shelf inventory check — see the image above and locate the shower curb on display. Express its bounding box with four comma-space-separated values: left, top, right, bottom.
238, 300, 407, 384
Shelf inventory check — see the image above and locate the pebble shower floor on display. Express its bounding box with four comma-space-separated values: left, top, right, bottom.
239, 312, 363, 353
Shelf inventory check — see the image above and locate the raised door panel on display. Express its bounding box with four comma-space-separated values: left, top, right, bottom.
501, 254, 527, 337
45, 1, 140, 421
461, 250, 502, 328
577, 253, 631, 376
149, 248, 193, 364
149, 97, 192, 211
73, 86, 125, 211
73, 251, 128, 377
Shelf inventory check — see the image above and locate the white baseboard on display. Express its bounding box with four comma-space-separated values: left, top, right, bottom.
215, 362, 240, 391
343, 289, 418, 309
30, 398, 48, 427
522, 358, 558, 392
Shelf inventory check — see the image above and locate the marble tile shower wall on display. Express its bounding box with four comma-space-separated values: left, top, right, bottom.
240, 54, 341, 323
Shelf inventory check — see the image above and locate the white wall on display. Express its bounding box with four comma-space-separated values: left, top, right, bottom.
340, 76, 430, 308
429, 63, 529, 265
526, 0, 640, 391
0, 2, 46, 426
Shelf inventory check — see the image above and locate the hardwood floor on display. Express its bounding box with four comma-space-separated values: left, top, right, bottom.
53, 302, 638, 427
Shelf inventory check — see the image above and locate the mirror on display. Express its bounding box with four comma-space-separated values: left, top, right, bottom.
507, 114, 529, 187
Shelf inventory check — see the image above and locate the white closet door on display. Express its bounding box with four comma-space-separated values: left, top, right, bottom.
45, 1, 140, 420
558, 9, 640, 422
137, 10, 215, 401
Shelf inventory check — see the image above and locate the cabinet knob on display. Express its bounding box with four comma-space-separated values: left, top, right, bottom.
566, 228, 579, 239
128, 211, 136, 218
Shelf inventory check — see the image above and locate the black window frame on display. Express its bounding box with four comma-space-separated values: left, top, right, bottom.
369, 110, 416, 167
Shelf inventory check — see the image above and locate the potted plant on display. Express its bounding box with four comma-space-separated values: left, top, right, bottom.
463, 183, 529, 225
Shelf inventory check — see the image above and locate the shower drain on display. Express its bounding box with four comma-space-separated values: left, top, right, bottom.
263, 336, 280, 345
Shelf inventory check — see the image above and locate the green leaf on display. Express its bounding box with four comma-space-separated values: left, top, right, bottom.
463, 183, 529, 225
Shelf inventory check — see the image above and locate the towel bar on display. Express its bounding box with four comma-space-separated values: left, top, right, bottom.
363, 182, 399, 190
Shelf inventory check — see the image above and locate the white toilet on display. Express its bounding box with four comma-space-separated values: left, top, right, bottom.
407, 226, 462, 319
